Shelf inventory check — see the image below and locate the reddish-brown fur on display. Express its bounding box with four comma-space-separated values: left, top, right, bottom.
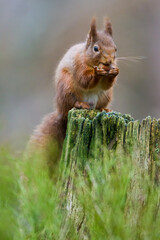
28, 17, 119, 168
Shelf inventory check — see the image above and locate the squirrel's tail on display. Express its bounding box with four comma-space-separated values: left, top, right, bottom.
27, 111, 67, 172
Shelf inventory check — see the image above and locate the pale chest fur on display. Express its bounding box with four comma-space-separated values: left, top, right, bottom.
82, 89, 104, 109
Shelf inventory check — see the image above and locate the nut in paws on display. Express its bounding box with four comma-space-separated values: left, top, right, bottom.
109, 68, 119, 76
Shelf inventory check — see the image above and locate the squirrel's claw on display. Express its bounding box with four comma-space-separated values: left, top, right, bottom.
100, 108, 112, 112
74, 101, 90, 109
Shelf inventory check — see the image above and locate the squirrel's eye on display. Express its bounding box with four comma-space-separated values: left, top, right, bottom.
93, 45, 99, 52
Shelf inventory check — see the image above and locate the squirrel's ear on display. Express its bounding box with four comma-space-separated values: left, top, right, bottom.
86, 17, 97, 48
103, 17, 112, 36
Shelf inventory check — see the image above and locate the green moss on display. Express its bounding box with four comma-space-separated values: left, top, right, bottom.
155, 143, 160, 154
64, 109, 135, 162
68, 109, 134, 123
62, 109, 160, 184
59, 109, 160, 239
68, 108, 99, 120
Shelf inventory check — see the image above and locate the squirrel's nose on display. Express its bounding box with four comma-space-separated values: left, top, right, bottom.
105, 60, 112, 66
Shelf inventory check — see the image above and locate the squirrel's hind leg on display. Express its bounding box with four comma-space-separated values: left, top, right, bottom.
96, 88, 113, 111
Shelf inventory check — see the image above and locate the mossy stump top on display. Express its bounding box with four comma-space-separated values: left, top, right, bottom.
61, 109, 160, 182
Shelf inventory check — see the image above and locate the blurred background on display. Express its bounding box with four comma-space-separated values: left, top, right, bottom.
0, 0, 160, 149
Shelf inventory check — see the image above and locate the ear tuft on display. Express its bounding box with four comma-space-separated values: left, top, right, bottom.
86, 17, 97, 48
90, 17, 97, 37
103, 17, 112, 36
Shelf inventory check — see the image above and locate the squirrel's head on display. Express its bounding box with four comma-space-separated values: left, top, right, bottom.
85, 17, 117, 68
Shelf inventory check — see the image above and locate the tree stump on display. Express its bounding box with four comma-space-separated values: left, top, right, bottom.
60, 109, 160, 239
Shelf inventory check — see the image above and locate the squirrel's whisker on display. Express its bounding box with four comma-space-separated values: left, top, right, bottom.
117, 56, 146, 62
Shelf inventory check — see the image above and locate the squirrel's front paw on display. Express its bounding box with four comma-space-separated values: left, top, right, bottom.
108, 67, 119, 77
94, 66, 108, 76
100, 108, 112, 113
75, 101, 90, 109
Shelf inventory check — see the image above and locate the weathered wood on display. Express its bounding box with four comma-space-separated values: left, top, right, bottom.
60, 109, 160, 238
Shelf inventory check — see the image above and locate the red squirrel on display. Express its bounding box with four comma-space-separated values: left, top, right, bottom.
29, 17, 119, 166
